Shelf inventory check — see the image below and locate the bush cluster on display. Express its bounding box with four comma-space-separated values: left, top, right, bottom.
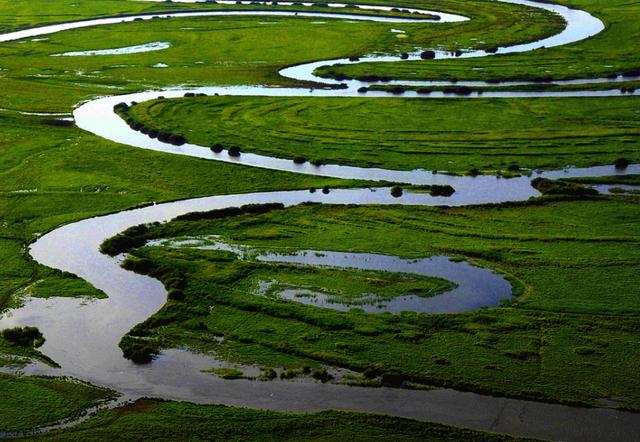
1, 326, 45, 348
531, 178, 599, 196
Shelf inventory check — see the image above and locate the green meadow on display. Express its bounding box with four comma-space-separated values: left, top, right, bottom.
124, 95, 640, 172
108, 195, 640, 410
0, 0, 637, 437
316, 0, 640, 82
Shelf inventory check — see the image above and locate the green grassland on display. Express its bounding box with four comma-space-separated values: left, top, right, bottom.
0, 0, 563, 111
31, 398, 531, 441
110, 195, 640, 409
125, 95, 640, 172
0, 112, 368, 312
316, 0, 640, 82
0, 374, 115, 433
253, 266, 456, 304
0, 0, 571, 316
0, 0, 637, 436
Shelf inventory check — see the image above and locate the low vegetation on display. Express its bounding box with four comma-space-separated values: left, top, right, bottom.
0, 374, 115, 433
33, 398, 531, 441
1, 326, 45, 348
124, 95, 640, 173
314, 0, 640, 84
530, 177, 599, 196
104, 196, 640, 409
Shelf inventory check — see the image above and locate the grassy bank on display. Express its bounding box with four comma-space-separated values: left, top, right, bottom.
106, 195, 640, 409
31, 398, 531, 441
0, 374, 115, 433
316, 0, 640, 82
124, 95, 640, 172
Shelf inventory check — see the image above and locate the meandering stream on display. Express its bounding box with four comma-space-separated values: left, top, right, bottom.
0, 1, 639, 440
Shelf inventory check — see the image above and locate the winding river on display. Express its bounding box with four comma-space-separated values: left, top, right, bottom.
1, 1, 639, 440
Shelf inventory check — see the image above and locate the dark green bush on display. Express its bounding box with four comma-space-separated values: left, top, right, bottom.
430, 184, 455, 197
1, 326, 45, 348
119, 336, 159, 364
211, 143, 224, 153
420, 50, 436, 60
167, 289, 185, 301
390, 185, 403, 198
174, 203, 285, 222
380, 371, 405, 387
100, 224, 150, 256
614, 158, 631, 169
311, 368, 334, 383
43, 119, 74, 127
531, 178, 598, 196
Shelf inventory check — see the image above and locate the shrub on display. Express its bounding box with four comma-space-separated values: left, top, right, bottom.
119, 337, 159, 364
380, 371, 405, 387
507, 163, 521, 171
442, 86, 472, 96
485, 46, 499, 54
357, 87, 368, 93
311, 368, 333, 383
322, 186, 330, 194
157, 131, 171, 143
211, 143, 224, 153
280, 369, 300, 379
390, 185, 403, 198
169, 134, 187, 146
1, 326, 45, 348
468, 168, 481, 177
44, 119, 73, 127
388, 86, 405, 95
614, 158, 630, 169
113, 102, 129, 112
420, 50, 436, 60
430, 184, 455, 197
623, 68, 640, 77
167, 289, 185, 301
400, 52, 409, 60
228, 146, 241, 157
531, 178, 598, 196
259, 367, 277, 381
348, 56, 360, 62
174, 203, 285, 221
100, 224, 150, 256
363, 365, 382, 379
293, 156, 307, 164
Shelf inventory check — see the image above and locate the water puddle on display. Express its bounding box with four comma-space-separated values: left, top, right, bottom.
51, 41, 171, 57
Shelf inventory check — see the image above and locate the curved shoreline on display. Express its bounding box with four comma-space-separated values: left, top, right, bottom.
0, 1, 638, 440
